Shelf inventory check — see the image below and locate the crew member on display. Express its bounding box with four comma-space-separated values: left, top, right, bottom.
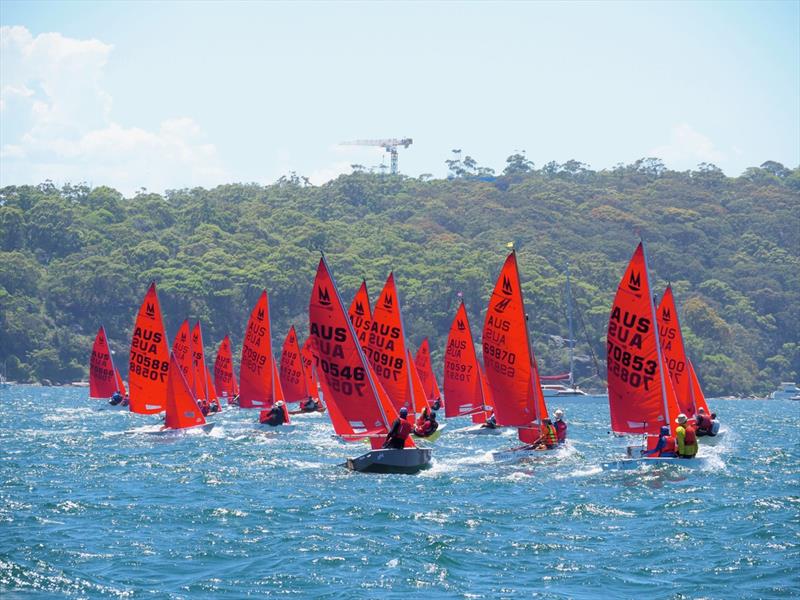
535, 418, 558, 450
259, 401, 287, 426
198, 398, 210, 416
710, 413, 720, 436
553, 409, 567, 444
209, 399, 221, 413
481, 410, 497, 429
642, 425, 677, 457
414, 411, 439, 437
121, 393, 129, 407
415, 406, 430, 431
431, 397, 442, 411
675, 413, 698, 458
694, 408, 713, 436
302, 397, 319, 412
383, 407, 413, 449
109, 390, 123, 406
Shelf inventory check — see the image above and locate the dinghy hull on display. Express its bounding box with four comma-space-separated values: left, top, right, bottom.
346, 448, 432, 474
412, 424, 445, 443
146, 422, 216, 435
453, 424, 503, 435
602, 456, 709, 470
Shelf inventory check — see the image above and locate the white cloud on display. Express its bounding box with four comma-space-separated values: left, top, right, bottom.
0, 26, 226, 195
309, 161, 354, 185
649, 123, 724, 168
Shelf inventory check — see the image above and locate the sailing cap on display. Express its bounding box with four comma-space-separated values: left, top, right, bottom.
554, 409, 564, 418
675, 413, 687, 424
276, 400, 285, 407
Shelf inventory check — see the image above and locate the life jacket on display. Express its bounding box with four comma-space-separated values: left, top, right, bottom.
660, 436, 677, 455
683, 424, 697, 445
543, 424, 557, 447
555, 420, 567, 443
397, 419, 412, 440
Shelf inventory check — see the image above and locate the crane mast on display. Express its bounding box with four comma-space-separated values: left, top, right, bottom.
340, 138, 413, 175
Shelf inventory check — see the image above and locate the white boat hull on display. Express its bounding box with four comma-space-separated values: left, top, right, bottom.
452, 424, 504, 435
602, 456, 709, 470
411, 423, 445, 443
346, 448, 432, 474
145, 422, 216, 435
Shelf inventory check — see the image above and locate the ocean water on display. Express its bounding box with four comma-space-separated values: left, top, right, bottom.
0, 386, 798, 599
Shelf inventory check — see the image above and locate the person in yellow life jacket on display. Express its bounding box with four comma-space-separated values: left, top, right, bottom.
533, 418, 558, 450
675, 413, 698, 458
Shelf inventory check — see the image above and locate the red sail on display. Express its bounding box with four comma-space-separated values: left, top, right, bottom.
164, 352, 206, 430
688, 360, 710, 415
444, 302, 485, 418
213, 335, 238, 402
408, 349, 431, 415
114, 369, 126, 398
129, 282, 169, 414
280, 325, 309, 402
239, 290, 275, 409
364, 272, 413, 415
657, 285, 697, 416
172, 320, 194, 390
300, 337, 318, 400
473, 366, 495, 424
348, 280, 373, 350
308, 256, 401, 442
89, 326, 123, 399
482, 251, 546, 427
414, 338, 442, 404
191, 322, 215, 401
607, 243, 680, 435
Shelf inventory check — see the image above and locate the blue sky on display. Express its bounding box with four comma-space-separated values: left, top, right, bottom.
1, 1, 797, 195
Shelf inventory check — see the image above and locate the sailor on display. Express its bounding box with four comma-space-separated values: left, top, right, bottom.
675, 413, 698, 458
642, 425, 677, 457
481, 410, 497, 429
710, 412, 720, 436
553, 409, 568, 444
302, 397, 318, 412
415, 406, 430, 431
414, 411, 439, 437
383, 407, 413, 449
109, 390, 123, 406
198, 398, 210, 416
259, 400, 287, 426
231, 394, 240, 406
208, 399, 220, 413
431, 397, 442, 411
536, 418, 558, 450
694, 408, 713, 436
121, 393, 129, 407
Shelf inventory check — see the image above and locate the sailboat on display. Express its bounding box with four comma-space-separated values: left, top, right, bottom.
281, 326, 324, 414
128, 282, 170, 414
238, 290, 277, 410
213, 335, 239, 404
299, 337, 319, 403
604, 243, 705, 468
445, 300, 500, 435
151, 352, 214, 433
656, 285, 721, 442
308, 256, 431, 473
348, 279, 372, 351
89, 325, 127, 401
414, 339, 443, 408
541, 265, 588, 397
482, 250, 552, 457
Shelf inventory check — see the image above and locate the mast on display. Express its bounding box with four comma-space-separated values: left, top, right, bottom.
514, 249, 541, 424
565, 263, 575, 389
642, 243, 672, 427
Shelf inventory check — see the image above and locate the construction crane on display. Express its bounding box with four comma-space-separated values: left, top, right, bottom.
340, 138, 413, 175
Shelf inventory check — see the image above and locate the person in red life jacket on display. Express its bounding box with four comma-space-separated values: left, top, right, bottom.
198, 398, 210, 416
675, 413, 698, 458
694, 408, 713, 436
259, 400, 287, 426
642, 425, 678, 457
383, 407, 413, 449
415, 406, 430, 431
414, 411, 439, 437
553, 409, 567, 444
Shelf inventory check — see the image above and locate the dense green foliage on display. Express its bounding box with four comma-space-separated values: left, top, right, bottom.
1, 158, 798, 396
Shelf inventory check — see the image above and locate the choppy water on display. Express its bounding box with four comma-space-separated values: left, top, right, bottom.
0, 386, 798, 599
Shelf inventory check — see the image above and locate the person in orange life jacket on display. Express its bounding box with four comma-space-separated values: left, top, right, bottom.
534, 418, 558, 450
383, 407, 413, 449
259, 401, 286, 426
414, 411, 439, 437
694, 407, 713, 436
675, 413, 698, 458
641, 425, 678, 457
109, 390, 123, 406
415, 406, 430, 430
553, 409, 567, 443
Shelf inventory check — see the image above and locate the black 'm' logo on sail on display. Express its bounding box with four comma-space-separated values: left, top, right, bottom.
494, 298, 511, 313
145, 303, 155, 318
318, 287, 331, 306
457, 319, 466, 331
257, 307, 265, 321
383, 294, 393, 310
355, 301, 364, 316
180, 332, 187, 341
662, 307, 671, 322
628, 271, 641, 292
502, 276, 513, 296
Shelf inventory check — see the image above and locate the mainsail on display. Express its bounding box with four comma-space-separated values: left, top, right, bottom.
607, 243, 680, 435
164, 352, 206, 430
213, 335, 238, 402
414, 338, 442, 405
443, 301, 485, 419
280, 325, 310, 403
128, 282, 169, 414
89, 326, 125, 399
239, 290, 275, 409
